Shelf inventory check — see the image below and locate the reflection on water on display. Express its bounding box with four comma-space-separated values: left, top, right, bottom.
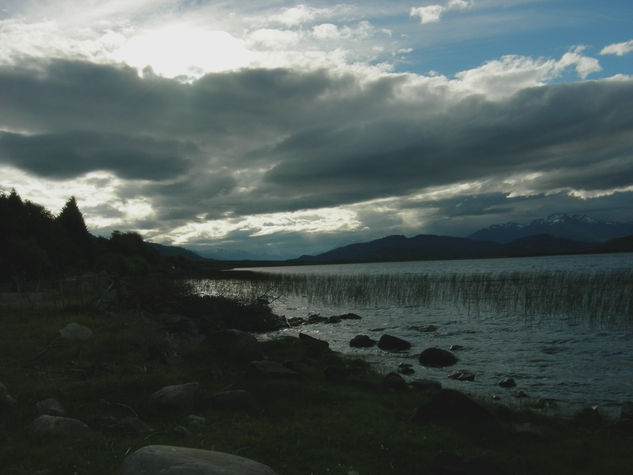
192, 253, 633, 417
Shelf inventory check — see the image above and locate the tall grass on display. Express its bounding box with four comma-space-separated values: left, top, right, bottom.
192, 268, 633, 322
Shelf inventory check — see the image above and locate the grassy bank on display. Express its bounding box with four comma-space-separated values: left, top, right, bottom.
1, 280, 632, 474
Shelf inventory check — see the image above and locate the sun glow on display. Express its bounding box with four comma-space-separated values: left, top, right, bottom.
112, 26, 254, 78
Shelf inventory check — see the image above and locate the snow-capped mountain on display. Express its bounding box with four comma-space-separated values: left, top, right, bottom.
469, 214, 633, 243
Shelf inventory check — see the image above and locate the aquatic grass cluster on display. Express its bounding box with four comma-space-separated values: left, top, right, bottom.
192, 268, 633, 322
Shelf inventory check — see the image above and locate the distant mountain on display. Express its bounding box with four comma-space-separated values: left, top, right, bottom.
295, 231, 633, 264
469, 213, 633, 243
148, 242, 206, 261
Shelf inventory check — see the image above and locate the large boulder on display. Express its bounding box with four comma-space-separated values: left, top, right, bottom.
29, 415, 90, 437
36, 398, 65, 416
119, 445, 278, 475
377, 334, 411, 352
58, 322, 94, 341
418, 348, 458, 367
298, 333, 330, 355
150, 382, 199, 411
349, 335, 376, 348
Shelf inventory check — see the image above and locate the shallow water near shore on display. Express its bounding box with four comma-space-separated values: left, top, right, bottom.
193, 253, 633, 418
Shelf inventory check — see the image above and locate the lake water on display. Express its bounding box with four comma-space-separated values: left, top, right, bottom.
195, 253, 633, 418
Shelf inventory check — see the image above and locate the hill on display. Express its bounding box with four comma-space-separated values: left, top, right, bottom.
469, 213, 633, 243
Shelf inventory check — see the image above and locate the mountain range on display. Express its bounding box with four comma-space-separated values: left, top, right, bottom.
152, 213, 633, 263
294, 214, 633, 264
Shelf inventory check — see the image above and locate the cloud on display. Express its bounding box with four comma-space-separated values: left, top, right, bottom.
410, 0, 472, 24
454, 47, 602, 98
0, 131, 195, 180
600, 39, 633, 56
1, 58, 632, 255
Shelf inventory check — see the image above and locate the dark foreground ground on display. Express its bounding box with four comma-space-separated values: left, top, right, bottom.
1, 278, 632, 474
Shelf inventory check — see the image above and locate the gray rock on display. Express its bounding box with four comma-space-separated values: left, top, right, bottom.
211, 390, 256, 411
110, 417, 153, 434
448, 370, 475, 381
119, 445, 278, 475
298, 333, 330, 354
398, 363, 415, 375
0, 382, 16, 406
377, 334, 411, 352
248, 360, 300, 379
498, 377, 516, 388
349, 335, 376, 348
187, 415, 207, 427
418, 348, 458, 367
173, 425, 193, 437
383, 372, 409, 391
449, 344, 464, 351
58, 322, 94, 341
409, 324, 438, 333
150, 382, 199, 411
36, 398, 65, 416
29, 415, 90, 437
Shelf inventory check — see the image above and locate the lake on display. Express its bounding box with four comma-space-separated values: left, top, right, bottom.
193, 253, 633, 418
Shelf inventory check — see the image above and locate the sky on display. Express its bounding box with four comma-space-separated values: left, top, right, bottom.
1, 0, 632, 259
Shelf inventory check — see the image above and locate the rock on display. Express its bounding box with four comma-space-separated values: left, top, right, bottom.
286, 317, 305, 327
383, 372, 408, 391
58, 322, 94, 341
110, 417, 153, 434
398, 363, 415, 375
326, 316, 341, 324
620, 401, 633, 421
349, 335, 376, 348
448, 370, 475, 381
35, 398, 65, 416
449, 344, 464, 351
187, 414, 207, 428
29, 415, 90, 437
119, 445, 278, 475
338, 313, 362, 320
498, 377, 516, 388
413, 389, 496, 426
307, 314, 328, 324
211, 390, 257, 411
377, 334, 411, 352
409, 324, 438, 333
248, 360, 300, 379
418, 348, 458, 367
150, 382, 199, 411
410, 379, 442, 391
0, 382, 16, 406
513, 390, 529, 399
207, 330, 261, 361
159, 314, 198, 335
173, 425, 193, 437
514, 422, 547, 439
574, 406, 601, 429
298, 333, 329, 354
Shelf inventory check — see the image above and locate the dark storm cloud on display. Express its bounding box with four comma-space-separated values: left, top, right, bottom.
1, 58, 632, 228
0, 131, 195, 179
263, 80, 633, 205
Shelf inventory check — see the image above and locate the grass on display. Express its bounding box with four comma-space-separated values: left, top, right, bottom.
1, 286, 633, 474
194, 268, 633, 322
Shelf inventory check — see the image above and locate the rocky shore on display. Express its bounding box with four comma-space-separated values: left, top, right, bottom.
1, 280, 633, 474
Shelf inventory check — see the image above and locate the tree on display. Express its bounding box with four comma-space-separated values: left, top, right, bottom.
56, 196, 94, 267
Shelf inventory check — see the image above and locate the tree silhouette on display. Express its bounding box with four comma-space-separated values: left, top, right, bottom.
56, 196, 94, 268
